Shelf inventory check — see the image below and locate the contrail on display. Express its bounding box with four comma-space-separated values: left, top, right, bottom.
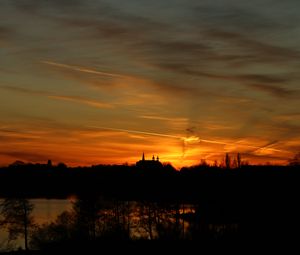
88, 126, 181, 139
41, 60, 128, 79
89, 126, 228, 144
199, 139, 287, 153
88, 126, 290, 154
232, 142, 287, 153
89, 126, 224, 143
89, 126, 191, 160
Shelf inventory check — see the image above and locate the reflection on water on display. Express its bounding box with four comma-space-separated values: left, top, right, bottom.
0, 199, 72, 250
32, 199, 73, 224
1, 199, 198, 250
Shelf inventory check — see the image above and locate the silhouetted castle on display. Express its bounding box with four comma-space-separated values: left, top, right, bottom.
136, 153, 163, 168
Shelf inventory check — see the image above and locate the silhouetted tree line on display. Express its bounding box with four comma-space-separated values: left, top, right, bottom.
0, 196, 239, 252
0, 153, 299, 199
0, 199, 34, 251
0, 154, 300, 251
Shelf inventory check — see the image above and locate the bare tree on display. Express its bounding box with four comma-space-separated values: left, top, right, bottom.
30, 211, 75, 249
225, 153, 231, 169
0, 198, 34, 250
289, 152, 300, 166
72, 197, 100, 240
237, 153, 241, 168
138, 201, 156, 240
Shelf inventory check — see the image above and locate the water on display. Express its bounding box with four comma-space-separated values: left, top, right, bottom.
0, 199, 198, 251
0, 199, 72, 251
31, 199, 73, 224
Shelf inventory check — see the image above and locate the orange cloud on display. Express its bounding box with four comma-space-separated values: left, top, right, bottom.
48, 95, 114, 109
0, 122, 296, 168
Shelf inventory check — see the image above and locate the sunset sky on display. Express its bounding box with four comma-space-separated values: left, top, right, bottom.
0, 0, 300, 168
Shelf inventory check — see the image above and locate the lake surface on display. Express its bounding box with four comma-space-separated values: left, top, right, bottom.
0, 199, 72, 250
0, 198, 196, 251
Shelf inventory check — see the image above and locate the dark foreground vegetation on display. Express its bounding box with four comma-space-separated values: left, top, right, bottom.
0, 156, 300, 252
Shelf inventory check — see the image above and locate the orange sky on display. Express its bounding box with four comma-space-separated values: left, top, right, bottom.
0, 0, 299, 168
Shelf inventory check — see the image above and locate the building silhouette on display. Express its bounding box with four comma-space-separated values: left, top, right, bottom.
136, 152, 163, 169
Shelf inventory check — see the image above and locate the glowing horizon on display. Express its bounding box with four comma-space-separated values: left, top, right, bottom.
0, 124, 295, 168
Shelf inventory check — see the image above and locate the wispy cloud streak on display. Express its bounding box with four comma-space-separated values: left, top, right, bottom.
48, 95, 114, 109
0, 85, 113, 109
41, 60, 129, 79
89, 126, 290, 154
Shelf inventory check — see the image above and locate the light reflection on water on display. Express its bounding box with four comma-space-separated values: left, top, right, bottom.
0, 199, 72, 250
0, 199, 196, 250
32, 199, 73, 224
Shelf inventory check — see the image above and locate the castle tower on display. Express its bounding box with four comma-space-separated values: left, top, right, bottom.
136, 152, 163, 168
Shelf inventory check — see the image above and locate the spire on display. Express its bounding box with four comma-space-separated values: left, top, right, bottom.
152, 155, 155, 161
156, 156, 159, 161
142, 152, 145, 161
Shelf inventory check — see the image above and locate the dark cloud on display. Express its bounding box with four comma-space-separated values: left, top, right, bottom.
270, 119, 300, 138
132, 30, 299, 82
0, 150, 50, 162
59, 12, 168, 43
153, 63, 228, 80
192, 3, 294, 33
0, 128, 43, 143
0, 136, 11, 142
248, 84, 295, 98
0, 85, 49, 96
0, 135, 24, 144
153, 63, 292, 87
186, 127, 198, 134
206, 29, 300, 64
13, 0, 167, 42
60, 2, 300, 66
12, 0, 84, 14
236, 38, 300, 63
0, 128, 23, 134
241, 152, 290, 162
0, 135, 36, 143
138, 40, 211, 56
0, 25, 14, 42
236, 74, 289, 84
12, 0, 42, 14
152, 81, 201, 97
7, 0, 300, 67
134, 30, 298, 73
285, 144, 300, 154
0, 85, 113, 109
45, 0, 83, 8
9, 0, 299, 81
